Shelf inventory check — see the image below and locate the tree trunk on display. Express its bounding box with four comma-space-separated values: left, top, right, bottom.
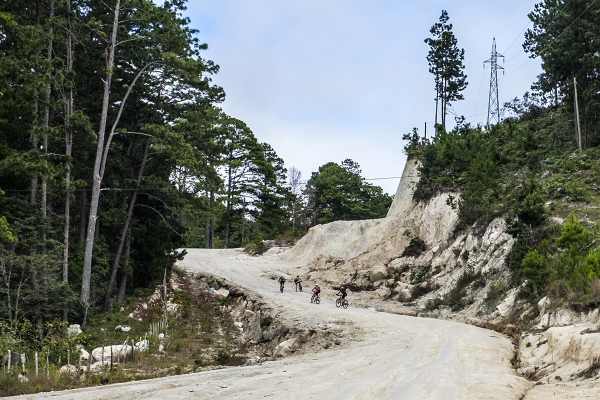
41, 0, 54, 222
31, 91, 39, 205
206, 191, 214, 249
434, 72, 439, 127
81, 0, 121, 316
224, 161, 232, 248
61, 0, 74, 320
79, 189, 87, 245
105, 141, 149, 309
442, 77, 448, 130
117, 229, 131, 305
63, 0, 74, 296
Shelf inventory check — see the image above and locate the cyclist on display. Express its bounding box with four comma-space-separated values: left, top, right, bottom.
311, 284, 321, 303
294, 275, 303, 292
278, 276, 286, 293
336, 285, 348, 301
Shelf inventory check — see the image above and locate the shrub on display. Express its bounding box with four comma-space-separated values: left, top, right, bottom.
244, 239, 267, 256
402, 238, 427, 258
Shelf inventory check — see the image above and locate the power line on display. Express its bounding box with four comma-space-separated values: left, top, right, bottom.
3, 175, 406, 194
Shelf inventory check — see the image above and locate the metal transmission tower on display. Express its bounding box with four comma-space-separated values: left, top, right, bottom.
484, 38, 504, 128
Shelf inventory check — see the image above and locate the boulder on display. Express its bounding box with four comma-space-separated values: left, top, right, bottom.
394, 282, 413, 302
134, 339, 149, 353
114, 325, 131, 332
89, 361, 109, 373
59, 364, 78, 376
375, 286, 392, 299
17, 373, 29, 383
369, 266, 388, 282
214, 288, 230, 299
67, 324, 82, 337
91, 345, 133, 363
243, 309, 262, 343
78, 347, 90, 362
274, 337, 299, 357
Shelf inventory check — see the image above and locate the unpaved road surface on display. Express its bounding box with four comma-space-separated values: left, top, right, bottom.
16, 249, 532, 400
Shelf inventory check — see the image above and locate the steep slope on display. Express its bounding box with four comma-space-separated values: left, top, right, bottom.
283, 157, 600, 398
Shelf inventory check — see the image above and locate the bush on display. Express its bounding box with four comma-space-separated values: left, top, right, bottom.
402, 238, 427, 258
244, 239, 267, 256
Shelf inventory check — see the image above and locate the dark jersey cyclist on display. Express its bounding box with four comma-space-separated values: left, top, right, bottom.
336, 285, 348, 300
311, 284, 321, 302
278, 276, 286, 293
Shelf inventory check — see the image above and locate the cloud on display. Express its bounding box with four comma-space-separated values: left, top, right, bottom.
185, 0, 541, 193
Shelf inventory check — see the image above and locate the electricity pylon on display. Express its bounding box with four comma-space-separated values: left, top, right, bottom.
484, 38, 504, 128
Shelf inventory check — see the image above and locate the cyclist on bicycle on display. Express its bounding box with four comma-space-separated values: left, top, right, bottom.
294, 275, 303, 292
278, 276, 286, 293
311, 284, 321, 302
336, 285, 348, 301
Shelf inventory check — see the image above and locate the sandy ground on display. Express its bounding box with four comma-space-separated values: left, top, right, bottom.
15, 249, 535, 400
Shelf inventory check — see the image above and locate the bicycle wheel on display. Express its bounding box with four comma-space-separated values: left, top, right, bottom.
342, 300, 349, 309
336, 298, 341, 308
315, 297, 320, 304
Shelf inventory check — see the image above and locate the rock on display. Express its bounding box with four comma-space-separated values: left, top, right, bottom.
114, 325, 131, 332
78, 347, 90, 362
495, 288, 518, 318
17, 373, 29, 383
134, 339, 149, 353
67, 324, 82, 337
214, 288, 230, 299
537, 296, 551, 315
375, 286, 392, 299
394, 282, 413, 302
89, 361, 109, 372
369, 265, 388, 282
59, 364, 78, 376
91, 345, 133, 363
243, 309, 262, 343
274, 337, 299, 357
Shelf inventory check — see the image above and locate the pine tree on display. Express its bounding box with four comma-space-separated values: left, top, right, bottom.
425, 10, 468, 130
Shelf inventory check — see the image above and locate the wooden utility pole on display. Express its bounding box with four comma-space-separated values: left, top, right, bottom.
574, 76, 583, 151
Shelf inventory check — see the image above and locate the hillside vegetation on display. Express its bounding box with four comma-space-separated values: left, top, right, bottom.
406, 103, 600, 308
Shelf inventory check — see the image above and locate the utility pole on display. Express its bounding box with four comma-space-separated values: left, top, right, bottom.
484, 38, 504, 128
573, 76, 582, 151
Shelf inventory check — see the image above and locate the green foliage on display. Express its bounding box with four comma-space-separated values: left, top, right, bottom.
244, 238, 267, 256
0, 215, 15, 243
424, 10, 468, 129
518, 216, 600, 305
304, 159, 393, 225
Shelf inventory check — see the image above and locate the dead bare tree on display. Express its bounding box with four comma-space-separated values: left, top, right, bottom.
41, 0, 54, 222
62, 0, 74, 318
105, 140, 150, 309
81, 0, 161, 321
80, 0, 122, 320
288, 166, 302, 234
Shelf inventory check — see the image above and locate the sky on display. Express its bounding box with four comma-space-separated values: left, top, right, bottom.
182, 1, 542, 194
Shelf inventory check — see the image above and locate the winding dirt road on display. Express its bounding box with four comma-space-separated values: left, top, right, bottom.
16, 249, 532, 400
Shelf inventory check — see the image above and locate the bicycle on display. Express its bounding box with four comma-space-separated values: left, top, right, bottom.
336, 296, 349, 309
310, 293, 320, 304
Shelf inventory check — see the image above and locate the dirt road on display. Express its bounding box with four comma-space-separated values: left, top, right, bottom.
16, 249, 532, 399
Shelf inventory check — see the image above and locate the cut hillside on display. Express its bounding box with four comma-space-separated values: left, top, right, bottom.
282, 107, 600, 388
